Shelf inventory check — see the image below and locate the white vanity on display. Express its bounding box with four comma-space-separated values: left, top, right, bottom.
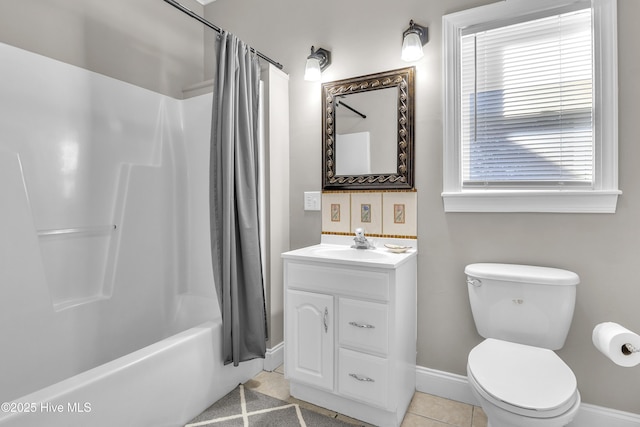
282, 238, 417, 427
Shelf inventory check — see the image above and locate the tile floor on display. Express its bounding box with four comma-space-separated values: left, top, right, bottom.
243, 366, 488, 427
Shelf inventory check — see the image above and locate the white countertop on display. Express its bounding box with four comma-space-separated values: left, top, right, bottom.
282, 238, 417, 269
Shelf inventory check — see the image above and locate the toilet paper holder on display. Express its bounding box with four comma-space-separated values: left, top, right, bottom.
622, 343, 639, 355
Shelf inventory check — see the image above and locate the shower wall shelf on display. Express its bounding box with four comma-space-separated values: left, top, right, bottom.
36, 225, 117, 237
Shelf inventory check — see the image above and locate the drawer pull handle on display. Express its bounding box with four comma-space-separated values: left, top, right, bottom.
323, 307, 328, 333
349, 321, 375, 329
349, 373, 375, 382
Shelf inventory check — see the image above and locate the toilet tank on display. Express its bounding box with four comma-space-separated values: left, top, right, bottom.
465, 263, 579, 350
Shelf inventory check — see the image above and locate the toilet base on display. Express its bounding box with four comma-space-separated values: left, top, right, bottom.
470, 382, 581, 427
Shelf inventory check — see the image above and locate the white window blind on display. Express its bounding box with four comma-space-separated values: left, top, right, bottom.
460, 8, 593, 187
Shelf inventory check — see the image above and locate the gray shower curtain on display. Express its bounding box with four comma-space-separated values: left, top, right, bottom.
210, 31, 267, 366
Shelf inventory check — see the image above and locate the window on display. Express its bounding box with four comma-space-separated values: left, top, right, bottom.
442, 0, 620, 213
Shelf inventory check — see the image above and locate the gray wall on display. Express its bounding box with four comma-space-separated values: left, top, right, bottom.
1, 0, 638, 415
206, 0, 640, 414
0, 0, 205, 99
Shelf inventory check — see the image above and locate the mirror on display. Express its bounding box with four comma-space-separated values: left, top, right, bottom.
322, 67, 415, 189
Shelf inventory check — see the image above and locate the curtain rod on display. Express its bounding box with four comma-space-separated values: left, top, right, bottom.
162, 0, 284, 70
337, 101, 366, 119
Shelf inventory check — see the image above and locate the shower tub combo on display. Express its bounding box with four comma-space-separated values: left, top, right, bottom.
0, 42, 261, 426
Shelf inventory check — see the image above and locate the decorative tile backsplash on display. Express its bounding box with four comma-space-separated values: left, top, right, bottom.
382, 191, 417, 237
321, 190, 417, 238
321, 192, 351, 234
350, 192, 382, 235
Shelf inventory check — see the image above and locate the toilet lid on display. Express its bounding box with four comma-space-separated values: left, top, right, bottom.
468, 339, 577, 414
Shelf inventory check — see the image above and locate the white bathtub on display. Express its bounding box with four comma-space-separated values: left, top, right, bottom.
0, 317, 261, 427
0, 43, 263, 427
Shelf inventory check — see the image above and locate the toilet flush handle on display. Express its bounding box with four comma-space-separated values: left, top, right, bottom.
467, 277, 482, 287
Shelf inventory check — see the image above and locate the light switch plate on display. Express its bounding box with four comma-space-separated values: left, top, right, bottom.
304, 191, 321, 211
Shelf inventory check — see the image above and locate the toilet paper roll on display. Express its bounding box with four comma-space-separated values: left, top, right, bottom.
592, 322, 640, 367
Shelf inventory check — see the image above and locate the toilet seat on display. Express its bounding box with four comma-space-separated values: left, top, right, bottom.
468, 339, 578, 418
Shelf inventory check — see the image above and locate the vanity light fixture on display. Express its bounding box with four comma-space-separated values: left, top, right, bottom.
304, 46, 331, 81
401, 20, 428, 62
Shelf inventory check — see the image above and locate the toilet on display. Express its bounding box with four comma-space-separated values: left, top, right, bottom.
465, 263, 581, 427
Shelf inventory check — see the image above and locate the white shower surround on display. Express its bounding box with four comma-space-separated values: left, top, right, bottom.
0, 42, 261, 425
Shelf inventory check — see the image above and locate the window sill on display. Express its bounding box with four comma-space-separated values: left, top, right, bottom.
441, 190, 621, 213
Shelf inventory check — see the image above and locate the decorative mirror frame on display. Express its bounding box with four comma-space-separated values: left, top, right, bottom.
322, 66, 415, 190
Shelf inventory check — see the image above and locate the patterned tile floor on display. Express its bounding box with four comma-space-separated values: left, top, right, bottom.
244, 366, 488, 427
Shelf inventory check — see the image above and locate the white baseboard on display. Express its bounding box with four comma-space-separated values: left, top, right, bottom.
415, 366, 479, 406
415, 365, 640, 427
264, 341, 284, 372
571, 404, 640, 427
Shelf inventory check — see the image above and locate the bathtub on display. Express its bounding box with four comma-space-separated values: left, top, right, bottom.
0, 42, 263, 427
0, 317, 262, 427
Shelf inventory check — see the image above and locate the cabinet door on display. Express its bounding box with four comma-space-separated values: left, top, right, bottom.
286, 290, 334, 391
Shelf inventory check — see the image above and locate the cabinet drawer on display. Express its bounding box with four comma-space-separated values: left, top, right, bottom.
339, 298, 388, 355
338, 348, 389, 409
286, 262, 389, 301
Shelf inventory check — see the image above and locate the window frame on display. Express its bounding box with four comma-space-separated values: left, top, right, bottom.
442, 0, 620, 213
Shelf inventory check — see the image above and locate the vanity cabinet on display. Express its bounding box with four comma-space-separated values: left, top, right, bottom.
283, 245, 417, 427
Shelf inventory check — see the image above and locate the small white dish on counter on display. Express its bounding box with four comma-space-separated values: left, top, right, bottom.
384, 243, 411, 253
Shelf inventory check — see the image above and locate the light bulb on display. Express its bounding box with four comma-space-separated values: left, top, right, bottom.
304, 57, 322, 81
401, 32, 424, 62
